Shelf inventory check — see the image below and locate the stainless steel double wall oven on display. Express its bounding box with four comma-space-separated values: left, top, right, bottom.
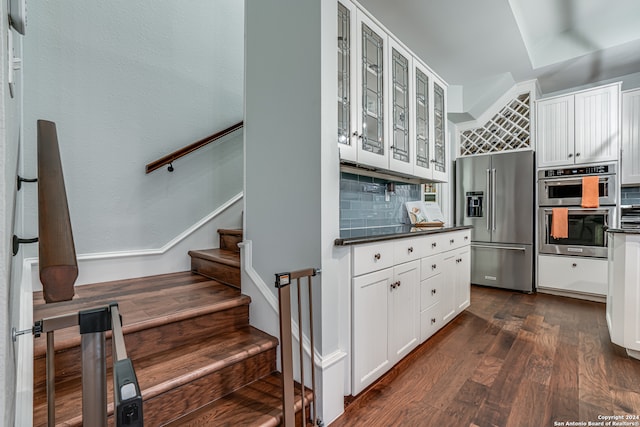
538, 163, 617, 258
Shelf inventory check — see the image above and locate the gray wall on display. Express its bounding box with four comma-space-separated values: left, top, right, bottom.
245, 0, 322, 327
21, 0, 244, 257
1, 4, 23, 423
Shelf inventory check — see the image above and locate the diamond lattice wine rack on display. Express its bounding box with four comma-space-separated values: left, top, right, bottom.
459, 93, 531, 156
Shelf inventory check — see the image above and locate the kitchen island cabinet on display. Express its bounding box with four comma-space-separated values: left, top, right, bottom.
340, 226, 471, 395
607, 230, 640, 360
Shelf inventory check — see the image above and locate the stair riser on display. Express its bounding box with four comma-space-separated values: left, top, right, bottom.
145, 349, 276, 426
219, 232, 242, 253
191, 259, 240, 289
33, 305, 249, 389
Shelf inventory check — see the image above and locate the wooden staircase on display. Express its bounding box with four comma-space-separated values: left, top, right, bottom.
32, 229, 313, 426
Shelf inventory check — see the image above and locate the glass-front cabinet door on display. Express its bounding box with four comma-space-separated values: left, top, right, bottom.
356, 12, 388, 169
432, 79, 447, 182
413, 61, 431, 179
337, 1, 357, 162
388, 39, 413, 175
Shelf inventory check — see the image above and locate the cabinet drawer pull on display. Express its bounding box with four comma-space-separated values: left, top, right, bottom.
572, 263, 577, 268
464, 236, 469, 240
374, 253, 381, 260
450, 239, 455, 244
408, 246, 414, 253
431, 318, 437, 324
431, 288, 437, 295
431, 242, 437, 248
432, 264, 437, 270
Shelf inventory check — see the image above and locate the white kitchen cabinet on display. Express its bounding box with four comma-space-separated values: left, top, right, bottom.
352, 260, 419, 395
621, 89, 640, 185
537, 83, 620, 168
537, 254, 608, 296
607, 231, 640, 360
388, 38, 413, 176
455, 247, 471, 311
337, 0, 448, 181
350, 228, 470, 395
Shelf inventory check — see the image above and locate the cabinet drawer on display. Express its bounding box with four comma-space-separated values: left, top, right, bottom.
420, 303, 441, 342
420, 273, 442, 310
394, 237, 424, 265
442, 230, 470, 251
352, 242, 395, 276
421, 253, 443, 280
423, 234, 446, 257
538, 254, 607, 295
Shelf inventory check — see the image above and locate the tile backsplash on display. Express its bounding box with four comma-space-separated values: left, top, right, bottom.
340, 172, 421, 231
622, 186, 640, 205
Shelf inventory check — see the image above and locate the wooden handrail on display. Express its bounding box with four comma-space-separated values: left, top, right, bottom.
38, 120, 78, 303
145, 121, 244, 174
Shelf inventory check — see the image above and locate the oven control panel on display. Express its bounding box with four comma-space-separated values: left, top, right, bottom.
541, 164, 615, 178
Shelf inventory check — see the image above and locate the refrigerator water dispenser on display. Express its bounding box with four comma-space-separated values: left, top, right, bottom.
466, 192, 484, 217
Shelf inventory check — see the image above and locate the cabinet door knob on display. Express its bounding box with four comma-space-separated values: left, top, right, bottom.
408, 247, 414, 253
450, 239, 455, 244
374, 253, 381, 260
568, 153, 573, 158
390, 283, 395, 290
576, 152, 581, 157
431, 318, 436, 324
432, 242, 437, 248
432, 264, 437, 270
431, 288, 437, 295
572, 263, 577, 268
396, 281, 401, 288
464, 236, 469, 240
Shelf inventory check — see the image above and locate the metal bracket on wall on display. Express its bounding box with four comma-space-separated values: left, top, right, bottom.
17, 175, 38, 190
13, 234, 38, 256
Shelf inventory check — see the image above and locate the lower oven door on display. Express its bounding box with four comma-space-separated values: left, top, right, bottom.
538, 207, 615, 258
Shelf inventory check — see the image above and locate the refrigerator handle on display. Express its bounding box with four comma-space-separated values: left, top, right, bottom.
491, 168, 497, 231
486, 168, 491, 231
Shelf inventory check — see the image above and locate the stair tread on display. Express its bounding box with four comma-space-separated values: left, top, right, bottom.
33, 272, 248, 357
188, 248, 241, 268
164, 372, 314, 427
33, 326, 278, 426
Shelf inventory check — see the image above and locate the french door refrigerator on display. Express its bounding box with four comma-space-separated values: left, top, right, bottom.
455, 150, 534, 292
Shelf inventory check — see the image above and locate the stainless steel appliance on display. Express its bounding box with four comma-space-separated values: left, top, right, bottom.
538, 163, 617, 259
455, 151, 534, 292
620, 205, 640, 230
538, 163, 617, 206
538, 206, 615, 258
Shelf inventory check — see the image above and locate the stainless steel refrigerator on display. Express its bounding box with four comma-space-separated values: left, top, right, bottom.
455, 151, 534, 292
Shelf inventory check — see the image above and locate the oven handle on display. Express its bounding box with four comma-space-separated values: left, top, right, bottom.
471, 244, 526, 251
543, 176, 612, 185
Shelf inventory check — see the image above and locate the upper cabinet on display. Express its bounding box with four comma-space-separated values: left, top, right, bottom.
621, 89, 640, 185
337, 0, 448, 182
537, 83, 620, 168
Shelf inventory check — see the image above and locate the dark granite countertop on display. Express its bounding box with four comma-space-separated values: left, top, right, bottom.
335, 225, 472, 246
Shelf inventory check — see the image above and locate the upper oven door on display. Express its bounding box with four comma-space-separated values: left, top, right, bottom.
538, 174, 616, 206
538, 207, 615, 258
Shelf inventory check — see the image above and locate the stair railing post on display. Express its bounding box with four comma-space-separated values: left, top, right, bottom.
275, 272, 296, 427
79, 307, 112, 427
46, 331, 55, 426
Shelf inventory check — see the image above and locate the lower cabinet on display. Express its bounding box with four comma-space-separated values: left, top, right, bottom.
351, 229, 471, 395
537, 254, 607, 296
352, 260, 419, 395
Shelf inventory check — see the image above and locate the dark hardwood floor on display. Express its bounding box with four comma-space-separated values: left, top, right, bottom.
331, 285, 640, 427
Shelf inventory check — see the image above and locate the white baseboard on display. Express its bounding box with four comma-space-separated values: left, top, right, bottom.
27, 192, 243, 291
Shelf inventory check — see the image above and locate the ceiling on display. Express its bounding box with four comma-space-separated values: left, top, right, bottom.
356, 0, 640, 118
